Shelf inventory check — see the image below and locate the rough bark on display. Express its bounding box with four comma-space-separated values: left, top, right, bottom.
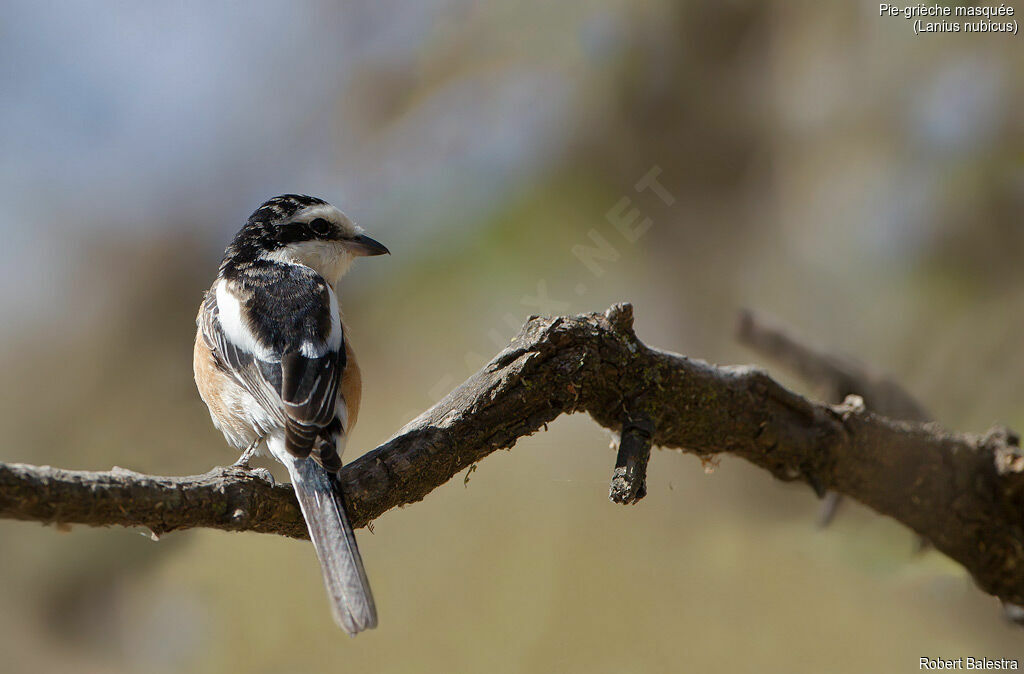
1, 304, 1022, 605
737, 309, 934, 527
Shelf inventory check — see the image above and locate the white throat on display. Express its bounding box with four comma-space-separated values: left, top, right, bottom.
266, 241, 353, 287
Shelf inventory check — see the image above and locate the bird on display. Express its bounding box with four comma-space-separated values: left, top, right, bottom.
193, 194, 389, 635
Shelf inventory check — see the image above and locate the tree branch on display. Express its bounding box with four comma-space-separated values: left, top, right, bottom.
609, 415, 654, 505
2, 304, 1023, 605
737, 309, 934, 526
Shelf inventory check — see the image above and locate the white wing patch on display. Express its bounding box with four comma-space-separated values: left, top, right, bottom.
326, 287, 342, 349
298, 284, 341, 357
215, 280, 273, 359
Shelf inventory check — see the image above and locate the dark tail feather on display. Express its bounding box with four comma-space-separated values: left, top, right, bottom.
283, 453, 377, 635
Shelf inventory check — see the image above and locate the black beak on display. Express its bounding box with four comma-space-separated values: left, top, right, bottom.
349, 233, 390, 257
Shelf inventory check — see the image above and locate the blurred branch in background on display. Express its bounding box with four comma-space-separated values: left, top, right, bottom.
736, 309, 932, 424
2, 304, 1023, 614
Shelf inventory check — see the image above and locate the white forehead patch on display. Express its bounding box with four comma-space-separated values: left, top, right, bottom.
296, 203, 358, 237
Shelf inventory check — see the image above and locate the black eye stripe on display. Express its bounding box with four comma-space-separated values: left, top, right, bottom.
309, 218, 332, 235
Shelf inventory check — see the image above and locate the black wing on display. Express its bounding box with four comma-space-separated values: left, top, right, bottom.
200, 261, 346, 458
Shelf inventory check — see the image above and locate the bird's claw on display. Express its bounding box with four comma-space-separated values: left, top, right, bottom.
250, 467, 275, 486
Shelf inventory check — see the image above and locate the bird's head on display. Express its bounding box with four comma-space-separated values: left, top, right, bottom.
221, 194, 389, 285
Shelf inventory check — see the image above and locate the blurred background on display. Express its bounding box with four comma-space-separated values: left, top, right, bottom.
0, 1, 1022, 671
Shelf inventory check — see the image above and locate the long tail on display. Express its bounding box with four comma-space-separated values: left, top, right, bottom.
272, 440, 377, 635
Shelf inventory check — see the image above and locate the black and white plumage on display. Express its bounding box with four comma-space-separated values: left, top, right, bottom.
194, 194, 389, 635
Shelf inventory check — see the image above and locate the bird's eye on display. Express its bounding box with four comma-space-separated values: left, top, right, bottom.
309, 218, 332, 236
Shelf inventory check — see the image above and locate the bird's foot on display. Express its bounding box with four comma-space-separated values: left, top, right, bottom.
249, 467, 275, 486
221, 440, 275, 485
230, 439, 261, 470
